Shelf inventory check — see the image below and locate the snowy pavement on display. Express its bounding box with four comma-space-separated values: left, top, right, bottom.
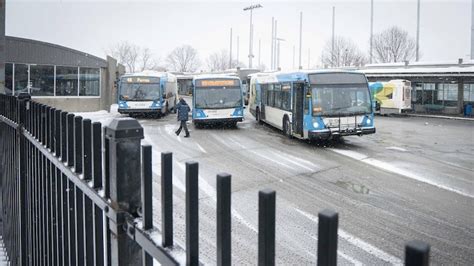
76, 106, 474, 265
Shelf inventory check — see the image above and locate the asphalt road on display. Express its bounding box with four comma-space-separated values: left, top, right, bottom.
81, 103, 474, 265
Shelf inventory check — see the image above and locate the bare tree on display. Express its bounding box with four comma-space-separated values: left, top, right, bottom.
206, 50, 230, 71
320, 36, 366, 67
372, 26, 417, 63
166, 45, 200, 72
107, 41, 163, 73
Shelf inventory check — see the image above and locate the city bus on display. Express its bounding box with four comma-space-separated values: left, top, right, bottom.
117, 71, 178, 117
369, 79, 412, 114
248, 70, 375, 140
192, 75, 244, 127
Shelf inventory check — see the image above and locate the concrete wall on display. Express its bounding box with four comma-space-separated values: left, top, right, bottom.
33, 97, 102, 112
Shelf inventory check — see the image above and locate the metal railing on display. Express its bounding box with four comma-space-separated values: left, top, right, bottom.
0, 93, 431, 265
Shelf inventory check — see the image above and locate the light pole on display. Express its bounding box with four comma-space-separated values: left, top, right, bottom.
276, 37, 285, 70
243, 4, 263, 69
416, 0, 420, 61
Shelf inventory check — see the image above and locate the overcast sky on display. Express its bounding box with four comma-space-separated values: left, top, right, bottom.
6, 0, 473, 71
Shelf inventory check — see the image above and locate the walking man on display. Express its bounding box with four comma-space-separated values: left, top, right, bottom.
175, 97, 190, 138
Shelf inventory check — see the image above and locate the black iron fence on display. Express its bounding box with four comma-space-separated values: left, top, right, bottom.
0, 93, 431, 265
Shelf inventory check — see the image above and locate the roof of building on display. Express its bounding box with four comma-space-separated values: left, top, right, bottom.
6, 36, 108, 68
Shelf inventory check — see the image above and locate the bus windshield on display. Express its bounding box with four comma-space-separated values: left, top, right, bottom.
312, 84, 372, 116
119, 82, 160, 101
194, 86, 242, 109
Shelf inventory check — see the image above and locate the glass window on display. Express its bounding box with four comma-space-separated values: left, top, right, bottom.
79, 68, 100, 96
463, 84, 474, 102
274, 91, 282, 108
437, 83, 458, 106
5, 63, 13, 95
30, 65, 55, 96
413, 83, 422, 104
281, 83, 291, 111
14, 64, 29, 95
56, 66, 78, 96
421, 83, 435, 105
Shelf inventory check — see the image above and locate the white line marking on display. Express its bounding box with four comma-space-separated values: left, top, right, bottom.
296, 208, 402, 265
249, 150, 297, 171
196, 143, 207, 153
386, 146, 408, 152
330, 148, 474, 199
338, 251, 363, 266
270, 150, 315, 172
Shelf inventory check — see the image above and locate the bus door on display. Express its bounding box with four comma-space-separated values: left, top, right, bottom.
292, 82, 304, 135
261, 85, 266, 120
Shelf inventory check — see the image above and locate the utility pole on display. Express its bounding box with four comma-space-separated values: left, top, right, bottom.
370, 0, 374, 64
229, 28, 233, 69
293, 45, 295, 69
472, 0, 474, 59
416, 0, 420, 61
243, 4, 263, 69
258, 39, 261, 68
299, 12, 303, 69
274, 20, 278, 70
332, 6, 335, 67
308, 48, 310, 69
276, 38, 285, 70
271, 17, 274, 70
237, 35, 240, 66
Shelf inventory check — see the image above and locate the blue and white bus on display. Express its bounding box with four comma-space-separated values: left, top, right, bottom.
117, 71, 178, 117
192, 75, 244, 127
248, 70, 375, 140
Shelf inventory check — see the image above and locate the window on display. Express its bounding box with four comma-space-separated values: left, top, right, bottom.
463, 84, 474, 102
281, 83, 291, 111
30, 65, 55, 96
267, 84, 275, 107
5, 63, 13, 95
413, 83, 422, 104
274, 83, 282, 108
421, 83, 435, 105
14, 64, 29, 95
79, 68, 100, 96
437, 83, 458, 106
56, 66, 78, 96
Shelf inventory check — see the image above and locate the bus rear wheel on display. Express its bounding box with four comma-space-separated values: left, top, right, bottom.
256, 108, 262, 124
283, 117, 292, 139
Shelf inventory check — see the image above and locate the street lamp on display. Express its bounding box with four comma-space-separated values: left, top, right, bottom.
243, 3, 263, 69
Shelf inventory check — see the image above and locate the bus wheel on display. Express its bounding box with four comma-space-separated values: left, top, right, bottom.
283, 117, 292, 138
256, 108, 262, 124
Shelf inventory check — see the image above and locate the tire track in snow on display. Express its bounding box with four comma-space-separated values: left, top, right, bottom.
330, 148, 474, 199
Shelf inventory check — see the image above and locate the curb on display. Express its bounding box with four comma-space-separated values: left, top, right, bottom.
403, 114, 474, 121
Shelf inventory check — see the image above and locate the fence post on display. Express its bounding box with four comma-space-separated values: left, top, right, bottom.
161, 152, 173, 248
186, 161, 199, 266
17, 92, 31, 265
105, 118, 144, 266
317, 209, 338, 266
141, 145, 153, 266
216, 173, 231, 266
405, 240, 430, 266
258, 189, 276, 266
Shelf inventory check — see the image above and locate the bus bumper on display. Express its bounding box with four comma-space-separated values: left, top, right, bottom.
193, 117, 243, 124
308, 127, 376, 140
118, 108, 161, 114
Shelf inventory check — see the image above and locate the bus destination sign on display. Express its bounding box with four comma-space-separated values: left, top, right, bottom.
198, 79, 238, 87
124, 77, 160, 83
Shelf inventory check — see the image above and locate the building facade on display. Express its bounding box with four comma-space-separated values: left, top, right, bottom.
3, 36, 123, 112
361, 60, 474, 115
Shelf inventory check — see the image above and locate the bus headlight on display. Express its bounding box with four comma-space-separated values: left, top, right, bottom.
366, 118, 371, 125
313, 122, 319, 128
